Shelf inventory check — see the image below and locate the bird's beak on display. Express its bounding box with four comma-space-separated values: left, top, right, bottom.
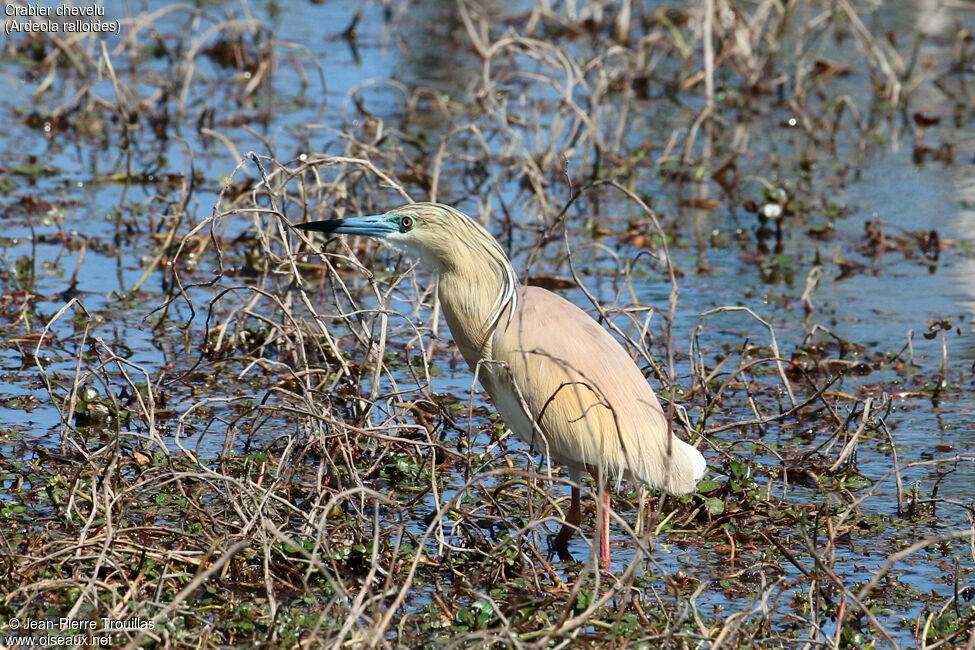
294, 214, 394, 238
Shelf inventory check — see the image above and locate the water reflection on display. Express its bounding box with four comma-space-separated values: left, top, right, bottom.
390, 0, 509, 94
949, 178, 975, 356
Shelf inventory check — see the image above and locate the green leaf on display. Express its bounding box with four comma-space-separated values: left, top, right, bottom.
696, 479, 719, 493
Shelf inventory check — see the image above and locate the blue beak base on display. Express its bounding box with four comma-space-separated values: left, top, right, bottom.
294, 214, 394, 238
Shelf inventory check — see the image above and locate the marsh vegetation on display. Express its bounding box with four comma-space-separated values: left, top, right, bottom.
0, 0, 973, 647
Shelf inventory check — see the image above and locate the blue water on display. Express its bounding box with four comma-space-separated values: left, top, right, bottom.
0, 0, 972, 643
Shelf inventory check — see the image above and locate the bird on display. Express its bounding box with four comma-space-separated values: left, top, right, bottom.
295, 202, 706, 567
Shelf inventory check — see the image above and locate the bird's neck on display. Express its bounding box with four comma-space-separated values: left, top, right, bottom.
437, 259, 516, 367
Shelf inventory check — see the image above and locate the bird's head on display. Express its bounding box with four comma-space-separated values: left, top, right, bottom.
295, 202, 493, 274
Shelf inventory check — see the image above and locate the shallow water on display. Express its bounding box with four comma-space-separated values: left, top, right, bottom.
1, 0, 973, 645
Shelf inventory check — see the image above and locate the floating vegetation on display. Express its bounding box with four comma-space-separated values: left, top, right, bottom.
0, 0, 973, 647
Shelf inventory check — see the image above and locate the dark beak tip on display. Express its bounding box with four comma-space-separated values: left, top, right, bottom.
294, 220, 338, 233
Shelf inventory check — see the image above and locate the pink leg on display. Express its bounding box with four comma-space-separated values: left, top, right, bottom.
599, 483, 611, 568
552, 484, 581, 562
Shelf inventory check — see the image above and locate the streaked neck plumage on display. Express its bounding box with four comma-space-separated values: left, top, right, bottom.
436, 242, 517, 367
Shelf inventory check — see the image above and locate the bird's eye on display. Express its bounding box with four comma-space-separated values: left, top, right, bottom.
400, 215, 414, 231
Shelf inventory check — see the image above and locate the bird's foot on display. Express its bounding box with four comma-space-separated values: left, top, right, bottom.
545, 533, 575, 563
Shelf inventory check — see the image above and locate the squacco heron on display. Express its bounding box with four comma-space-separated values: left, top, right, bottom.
297, 202, 706, 566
